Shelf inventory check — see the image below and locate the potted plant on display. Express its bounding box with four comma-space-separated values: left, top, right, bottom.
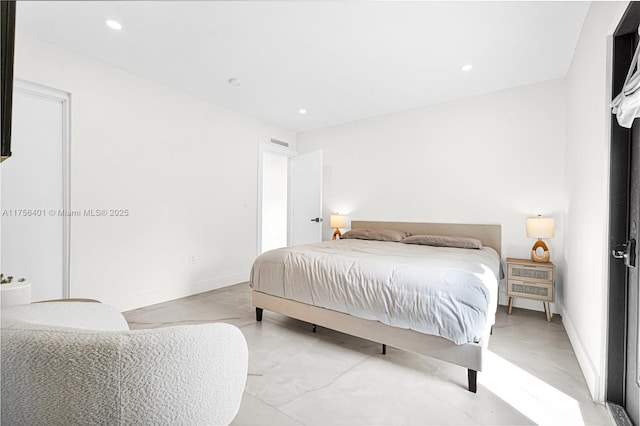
1, 273, 31, 307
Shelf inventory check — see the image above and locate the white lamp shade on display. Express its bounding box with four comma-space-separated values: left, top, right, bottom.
526, 216, 555, 239
330, 214, 346, 228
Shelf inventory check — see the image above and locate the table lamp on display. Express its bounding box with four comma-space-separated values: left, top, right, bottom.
526, 215, 555, 262
330, 214, 346, 240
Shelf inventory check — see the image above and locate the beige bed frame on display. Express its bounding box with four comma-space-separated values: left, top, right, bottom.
252, 221, 502, 392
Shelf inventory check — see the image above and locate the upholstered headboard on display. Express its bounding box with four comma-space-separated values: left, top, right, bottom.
350, 221, 502, 255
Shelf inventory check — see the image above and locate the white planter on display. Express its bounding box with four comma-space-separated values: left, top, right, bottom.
1, 281, 31, 308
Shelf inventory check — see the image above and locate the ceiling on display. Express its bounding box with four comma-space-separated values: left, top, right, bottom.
15, 1, 590, 132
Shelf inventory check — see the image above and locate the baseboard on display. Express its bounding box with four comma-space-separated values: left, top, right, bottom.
108, 271, 250, 312
558, 300, 603, 402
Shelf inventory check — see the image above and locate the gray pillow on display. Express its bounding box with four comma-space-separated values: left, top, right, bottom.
401, 234, 483, 249
341, 228, 409, 242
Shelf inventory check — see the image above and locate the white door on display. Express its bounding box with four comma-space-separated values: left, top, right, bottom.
289, 150, 323, 246
1, 81, 69, 301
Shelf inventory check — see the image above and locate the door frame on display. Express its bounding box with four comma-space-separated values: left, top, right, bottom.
256, 142, 296, 256
12, 79, 71, 298
607, 2, 640, 418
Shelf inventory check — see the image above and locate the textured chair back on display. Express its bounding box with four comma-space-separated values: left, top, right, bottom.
1, 303, 248, 426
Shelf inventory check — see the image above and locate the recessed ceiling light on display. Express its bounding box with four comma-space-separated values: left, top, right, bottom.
460, 64, 473, 71
298, 108, 307, 115
228, 78, 242, 87
105, 20, 123, 31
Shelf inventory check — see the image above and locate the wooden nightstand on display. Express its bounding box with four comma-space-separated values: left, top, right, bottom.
506, 257, 555, 321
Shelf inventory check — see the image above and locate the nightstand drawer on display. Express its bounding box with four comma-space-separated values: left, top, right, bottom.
507, 279, 554, 301
507, 264, 553, 283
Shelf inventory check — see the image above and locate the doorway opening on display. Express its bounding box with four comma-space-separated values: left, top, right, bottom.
257, 142, 295, 255
259, 148, 291, 254
257, 143, 323, 255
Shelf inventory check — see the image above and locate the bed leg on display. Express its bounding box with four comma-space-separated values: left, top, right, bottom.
256, 307, 263, 322
468, 369, 477, 393
312, 324, 317, 333
382, 344, 386, 355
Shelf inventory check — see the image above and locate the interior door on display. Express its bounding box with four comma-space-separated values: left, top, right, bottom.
1, 82, 68, 301
289, 150, 323, 246
610, 10, 640, 423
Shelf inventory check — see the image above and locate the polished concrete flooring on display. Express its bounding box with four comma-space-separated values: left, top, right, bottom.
124, 283, 612, 425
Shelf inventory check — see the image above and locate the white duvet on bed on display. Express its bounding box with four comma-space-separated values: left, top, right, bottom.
250, 239, 500, 345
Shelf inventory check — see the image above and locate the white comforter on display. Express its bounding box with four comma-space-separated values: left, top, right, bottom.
250, 239, 500, 345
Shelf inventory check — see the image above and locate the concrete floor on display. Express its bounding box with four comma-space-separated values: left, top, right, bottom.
124, 283, 612, 425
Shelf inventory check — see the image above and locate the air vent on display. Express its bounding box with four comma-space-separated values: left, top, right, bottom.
270, 138, 289, 148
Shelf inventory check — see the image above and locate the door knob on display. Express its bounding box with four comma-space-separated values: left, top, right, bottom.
612, 248, 626, 259
612, 240, 636, 268
310, 218, 323, 223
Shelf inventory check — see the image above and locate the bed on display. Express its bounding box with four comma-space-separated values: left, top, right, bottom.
250, 221, 502, 392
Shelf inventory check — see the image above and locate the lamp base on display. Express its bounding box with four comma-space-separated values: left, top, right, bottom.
531, 239, 550, 263
332, 228, 342, 240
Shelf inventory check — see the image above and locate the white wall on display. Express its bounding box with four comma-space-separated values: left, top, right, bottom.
563, 1, 629, 402
13, 34, 295, 311
297, 79, 567, 311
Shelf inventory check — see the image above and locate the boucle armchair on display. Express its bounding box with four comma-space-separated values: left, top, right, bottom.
1, 301, 248, 425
